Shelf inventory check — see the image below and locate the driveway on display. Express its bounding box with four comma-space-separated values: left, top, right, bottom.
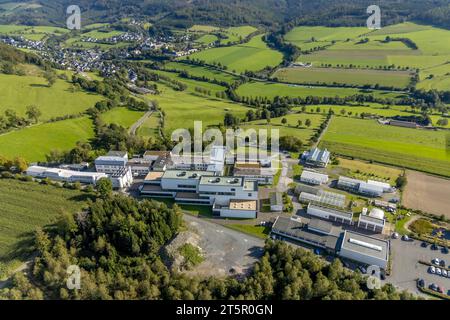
182, 214, 264, 278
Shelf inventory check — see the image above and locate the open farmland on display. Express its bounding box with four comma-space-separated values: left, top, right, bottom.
320, 117, 450, 177
403, 170, 450, 218
100, 107, 145, 129
236, 81, 407, 100
292, 104, 413, 118
273, 67, 412, 88
0, 117, 94, 161
188, 34, 283, 73
146, 83, 250, 135
0, 179, 86, 271
0, 24, 68, 40
219, 26, 258, 44
239, 113, 325, 141
284, 26, 368, 47
164, 62, 239, 84
0, 73, 102, 120
153, 69, 226, 95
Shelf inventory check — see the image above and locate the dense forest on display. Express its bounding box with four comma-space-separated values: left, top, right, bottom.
0, 194, 418, 300
2, 0, 450, 29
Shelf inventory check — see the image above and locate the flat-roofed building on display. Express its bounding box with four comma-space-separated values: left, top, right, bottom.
95, 151, 129, 174
367, 180, 394, 193
301, 148, 330, 168
271, 216, 340, 252
358, 208, 386, 233
389, 120, 417, 129
214, 199, 258, 219
338, 230, 390, 269
26, 165, 107, 185
109, 167, 133, 189
234, 162, 274, 185
127, 158, 152, 176
300, 170, 329, 185
161, 170, 204, 193
307, 203, 353, 225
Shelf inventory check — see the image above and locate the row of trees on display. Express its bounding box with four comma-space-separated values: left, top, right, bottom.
0, 105, 41, 133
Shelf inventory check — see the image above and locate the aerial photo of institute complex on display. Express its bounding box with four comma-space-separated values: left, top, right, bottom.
0, 0, 449, 305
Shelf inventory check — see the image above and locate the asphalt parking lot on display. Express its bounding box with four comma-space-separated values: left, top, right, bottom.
389, 238, 450, 297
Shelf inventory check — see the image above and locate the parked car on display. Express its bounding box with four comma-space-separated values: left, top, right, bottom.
439, 260, 446, 268
358, 266, 367, 274
402, 235, 410, 241
431, 244, 439, 250
437, 286, 444, 294
429, 266, 436, 274
442, 247, 449, 254
314, 249, 322, 255
392, 232, 399, 239
432, 258, 441, 265
417, 278, 425, 288
430, 283, 438, 291
436, 268, 442, 276
442, 270, 448, 277
421, 242, 428, 248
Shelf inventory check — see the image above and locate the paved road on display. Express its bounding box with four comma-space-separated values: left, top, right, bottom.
183, 214, 264, 277
129, 110, 153, 135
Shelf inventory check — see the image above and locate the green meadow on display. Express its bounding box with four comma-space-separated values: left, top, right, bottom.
0, 179, 87, 271
273, 67, 412, 88
320, 117, 450, 177
153, 69, 226, 95
100, 107, 145, 129
236, 81, 407, 100
0, 73, 102, 120
137, 112, 161, 139
239, 113, 325, 141
146, 83, 250, 134
164, 61, 239, 84
188, 34, 283, 73
0, 117, 94, 161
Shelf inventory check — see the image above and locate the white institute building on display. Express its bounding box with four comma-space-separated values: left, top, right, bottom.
337, 176, 394, 197
139, 170, 259, 219
93, 151, 133, 188
26, 166, 107, 185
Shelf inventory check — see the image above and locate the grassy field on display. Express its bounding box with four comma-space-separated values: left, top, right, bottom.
273, 67, 412, 88
0, 73, 102, 120
286, 23, 450, 90
219, 26, 258, 44
292, 104, 414, 118
239, 113, 325, 141
164, 61, 239, 84
188, 34, 283, 73
330, 157, 403, 185
146, 82, 250, 134
236, 81, 407, 100
154, 69, 226, 95
320, 117, 450, 177
100, 107, 145, 129
188, 25, 220, 33
0, 24, 68, 40
0, 117, 94, 161
196, 34, 218, 45
137, 112, 161, 139
0, 178, 87, 274
224, 224, 269, 239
